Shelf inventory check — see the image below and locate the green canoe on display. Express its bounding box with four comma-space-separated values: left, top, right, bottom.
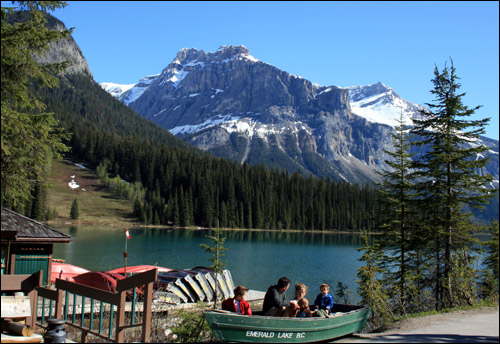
204, 304, 370, 343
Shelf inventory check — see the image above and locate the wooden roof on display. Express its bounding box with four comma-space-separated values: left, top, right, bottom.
1, 208, 71, 243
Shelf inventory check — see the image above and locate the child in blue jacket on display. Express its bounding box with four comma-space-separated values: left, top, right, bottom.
313, 283, 334, 316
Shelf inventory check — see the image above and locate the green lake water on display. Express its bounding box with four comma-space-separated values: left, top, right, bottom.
52, 226, 372, 302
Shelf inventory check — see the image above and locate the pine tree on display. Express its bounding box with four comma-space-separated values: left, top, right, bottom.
485, 220, 500, 282
200, 224, 227, 309
357, 232, 394, 330
411, 59, 495, 309
30, 182, 45, 220
1, 1, 71, 210
133, 199, 144, 222
70, 198, 79, 220
481, 220, 499, 298
376, 109, 419, 314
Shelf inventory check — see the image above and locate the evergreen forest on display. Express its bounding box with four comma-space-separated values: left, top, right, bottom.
34, 73, 380, 231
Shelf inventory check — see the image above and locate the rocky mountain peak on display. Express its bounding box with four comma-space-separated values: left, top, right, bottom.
215, 45, 251, 59
172, 48, 206, 65
101, 46, 498, 187
6, 12, 92, 77
170, 45, 254, 66
39, 14, 92, 77
348, 82, 393, 102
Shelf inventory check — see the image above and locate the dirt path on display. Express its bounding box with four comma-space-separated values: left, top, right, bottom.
338, 306, 499, 343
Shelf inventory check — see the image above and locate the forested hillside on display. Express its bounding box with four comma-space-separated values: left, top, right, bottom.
35, 73, 380, 230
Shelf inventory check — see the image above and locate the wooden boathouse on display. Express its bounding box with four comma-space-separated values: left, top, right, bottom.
1, 207, 71, 285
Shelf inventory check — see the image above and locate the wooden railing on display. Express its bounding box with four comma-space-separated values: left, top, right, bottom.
36, 268, 158, 343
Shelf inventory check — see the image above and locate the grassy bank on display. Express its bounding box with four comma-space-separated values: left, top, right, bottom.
45, 159, 136, 227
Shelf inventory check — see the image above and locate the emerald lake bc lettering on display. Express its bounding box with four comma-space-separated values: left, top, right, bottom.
245, 331, 306, 339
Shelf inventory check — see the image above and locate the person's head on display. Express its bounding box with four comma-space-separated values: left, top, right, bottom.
234, 286, 249, 301
298, 297, 309, 309
320, 283, 330, 296
277, 277, 291, 291
295, 283, 307, 300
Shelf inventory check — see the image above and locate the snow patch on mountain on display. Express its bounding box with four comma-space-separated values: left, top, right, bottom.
100, 82, 136, 97
169, 114, 241, 135
161, 69, 189, 88
220, 117, 312, 142
119, 74, 160, 105
347, 83, 427, 127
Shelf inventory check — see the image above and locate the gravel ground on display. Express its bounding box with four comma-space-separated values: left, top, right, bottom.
337, 306, 499, 343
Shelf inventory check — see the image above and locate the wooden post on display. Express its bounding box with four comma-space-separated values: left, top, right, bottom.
142, 280, 154, 343
55, 288, 64, 319
27, 271, 42, 329
123, 252, 128, 277
115, 291, 127, 343
81, 328, 88, 343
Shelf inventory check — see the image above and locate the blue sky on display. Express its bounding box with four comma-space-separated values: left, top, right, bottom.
12, 1, 500, 139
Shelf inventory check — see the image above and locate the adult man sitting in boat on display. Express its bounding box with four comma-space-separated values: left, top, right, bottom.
262, 277, 291, 316
221, 286, 252, 315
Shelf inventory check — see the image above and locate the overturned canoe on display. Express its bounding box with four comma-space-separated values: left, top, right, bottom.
153, 290, 182, 304
51, 262, 90, 283
204, 304, 370, 343
154, 278, 189, 303
222, 269, 235, 294
179, 269, 214, 301
157, 273, 197, 302
161, 270, 206, 302
72, 271, 142, 297
107, 265, 173, 275
189, 267, 223, 300
190, 267, 232, 299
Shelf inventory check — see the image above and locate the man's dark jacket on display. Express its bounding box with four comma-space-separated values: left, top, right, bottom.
262, 285, 288, 313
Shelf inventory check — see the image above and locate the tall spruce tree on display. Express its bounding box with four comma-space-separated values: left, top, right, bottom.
411, 59, 494, 309
1, 1, 70, 210
376, 109, 419, 314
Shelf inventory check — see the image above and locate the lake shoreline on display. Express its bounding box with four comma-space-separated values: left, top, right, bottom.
48, 219, 383, 235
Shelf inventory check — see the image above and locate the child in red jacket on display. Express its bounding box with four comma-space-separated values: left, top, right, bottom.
221, 285, 252, 315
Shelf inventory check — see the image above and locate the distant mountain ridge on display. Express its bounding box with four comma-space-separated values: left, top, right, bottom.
100, 45, 498, 187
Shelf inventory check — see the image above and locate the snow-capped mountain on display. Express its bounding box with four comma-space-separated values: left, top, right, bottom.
100, 45, 498, 185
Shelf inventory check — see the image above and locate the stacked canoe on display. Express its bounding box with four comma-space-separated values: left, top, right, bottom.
154, 267, 235, 303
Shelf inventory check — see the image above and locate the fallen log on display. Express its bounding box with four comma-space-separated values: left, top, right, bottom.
1, 320, 34, 337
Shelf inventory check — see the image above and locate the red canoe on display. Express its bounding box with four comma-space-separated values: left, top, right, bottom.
107, 265, 173, 275
73, 271, 143, 296
73, 271, 120, 293
51, 262, 90, 283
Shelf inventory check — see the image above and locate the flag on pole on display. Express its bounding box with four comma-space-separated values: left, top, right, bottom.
125, 229, 130, 239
